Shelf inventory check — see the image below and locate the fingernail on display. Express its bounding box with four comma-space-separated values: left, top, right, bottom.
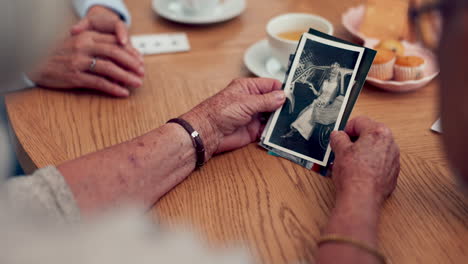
138, 66, 145, 76
331, 131, 342, 140
132, 76, 143, 87
132, 81, 142, 88
120, 89, 130, 96
273, 90, 286, 101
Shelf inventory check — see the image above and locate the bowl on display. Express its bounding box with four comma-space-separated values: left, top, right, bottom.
342, 5, 440, 92
365, 39, 439, 92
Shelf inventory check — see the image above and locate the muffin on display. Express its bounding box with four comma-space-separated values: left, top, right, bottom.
369, 48, 396, 80
394, 56, 425, 81
375, 39, 405, 56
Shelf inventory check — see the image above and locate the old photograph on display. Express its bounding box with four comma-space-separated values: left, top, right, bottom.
263, 33, 365, 166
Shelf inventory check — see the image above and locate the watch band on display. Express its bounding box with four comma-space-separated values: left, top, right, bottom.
167, 118, 205, 168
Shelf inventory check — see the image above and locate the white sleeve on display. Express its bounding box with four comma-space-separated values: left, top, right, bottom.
72, 0, 131, 25
2, 166, 81, 224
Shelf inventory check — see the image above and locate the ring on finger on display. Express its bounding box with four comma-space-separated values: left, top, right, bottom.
89, 57, 97, 72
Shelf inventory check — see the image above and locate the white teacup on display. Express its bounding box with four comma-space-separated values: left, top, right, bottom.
267, 13, 334, 69
180, 0, 220, 15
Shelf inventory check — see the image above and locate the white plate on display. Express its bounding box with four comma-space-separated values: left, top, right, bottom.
152, 0, 246, 25
244, 39, 287, 81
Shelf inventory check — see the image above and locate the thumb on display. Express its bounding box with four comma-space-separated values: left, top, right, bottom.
330, 131, 352, 154
246, 90, 286, 114
71, 19, 91, 35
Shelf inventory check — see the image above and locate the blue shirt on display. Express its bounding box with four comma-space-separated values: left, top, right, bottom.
73, 0, 131, 25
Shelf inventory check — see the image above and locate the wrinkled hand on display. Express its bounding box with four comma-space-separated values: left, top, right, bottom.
182, 78, 286, 159
71, 5, 141, 60
30, 31, 145, 97
72, 6, 129, 45
330, 117, 400, 206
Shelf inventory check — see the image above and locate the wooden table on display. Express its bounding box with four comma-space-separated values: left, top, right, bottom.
5, 0, 468, 263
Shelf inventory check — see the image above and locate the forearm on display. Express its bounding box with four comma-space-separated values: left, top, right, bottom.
56, 77, 282, 216
316, 191, 382, 264
58, 123, 197, 214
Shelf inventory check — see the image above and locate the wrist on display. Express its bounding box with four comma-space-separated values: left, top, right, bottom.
27, 68, 44, 86
335, 174, 387, 209
328, 191, 382, 245
180, 108, 221, 161
163, 122, 197, 166
335, 187, 383, 214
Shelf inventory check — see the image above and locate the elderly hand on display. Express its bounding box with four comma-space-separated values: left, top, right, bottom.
72, 6, 133, 47
71, 5, 141, 63
330, 117, 400, 206
29, 31, 145, 97
182, 78, 286, 159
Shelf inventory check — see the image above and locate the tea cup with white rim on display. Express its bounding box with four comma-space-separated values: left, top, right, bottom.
180, 0, 221, 16
267, 13, 334, 69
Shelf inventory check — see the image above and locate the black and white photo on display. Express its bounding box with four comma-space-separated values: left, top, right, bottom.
263, 33, 365, 166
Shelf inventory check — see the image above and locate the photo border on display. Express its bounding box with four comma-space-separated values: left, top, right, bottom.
263, 33, 365, 166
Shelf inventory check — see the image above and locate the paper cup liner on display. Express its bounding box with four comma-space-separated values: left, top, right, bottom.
394, 64, 426, 81
369, 58, 395, 81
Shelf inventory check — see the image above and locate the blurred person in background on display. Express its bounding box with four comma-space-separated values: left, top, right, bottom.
23, 0, 468, 264
434, 0, 468, 190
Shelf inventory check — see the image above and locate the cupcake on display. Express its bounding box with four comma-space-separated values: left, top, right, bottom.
394, 56, 425, 81
369, 49, 396, 80
375, 39, 405, 56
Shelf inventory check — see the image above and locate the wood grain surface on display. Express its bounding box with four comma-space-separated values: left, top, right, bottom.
5, 0, 468, 263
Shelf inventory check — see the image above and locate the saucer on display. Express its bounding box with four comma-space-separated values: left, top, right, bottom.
152, 0, 246, 25
244, 39, 287, 81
